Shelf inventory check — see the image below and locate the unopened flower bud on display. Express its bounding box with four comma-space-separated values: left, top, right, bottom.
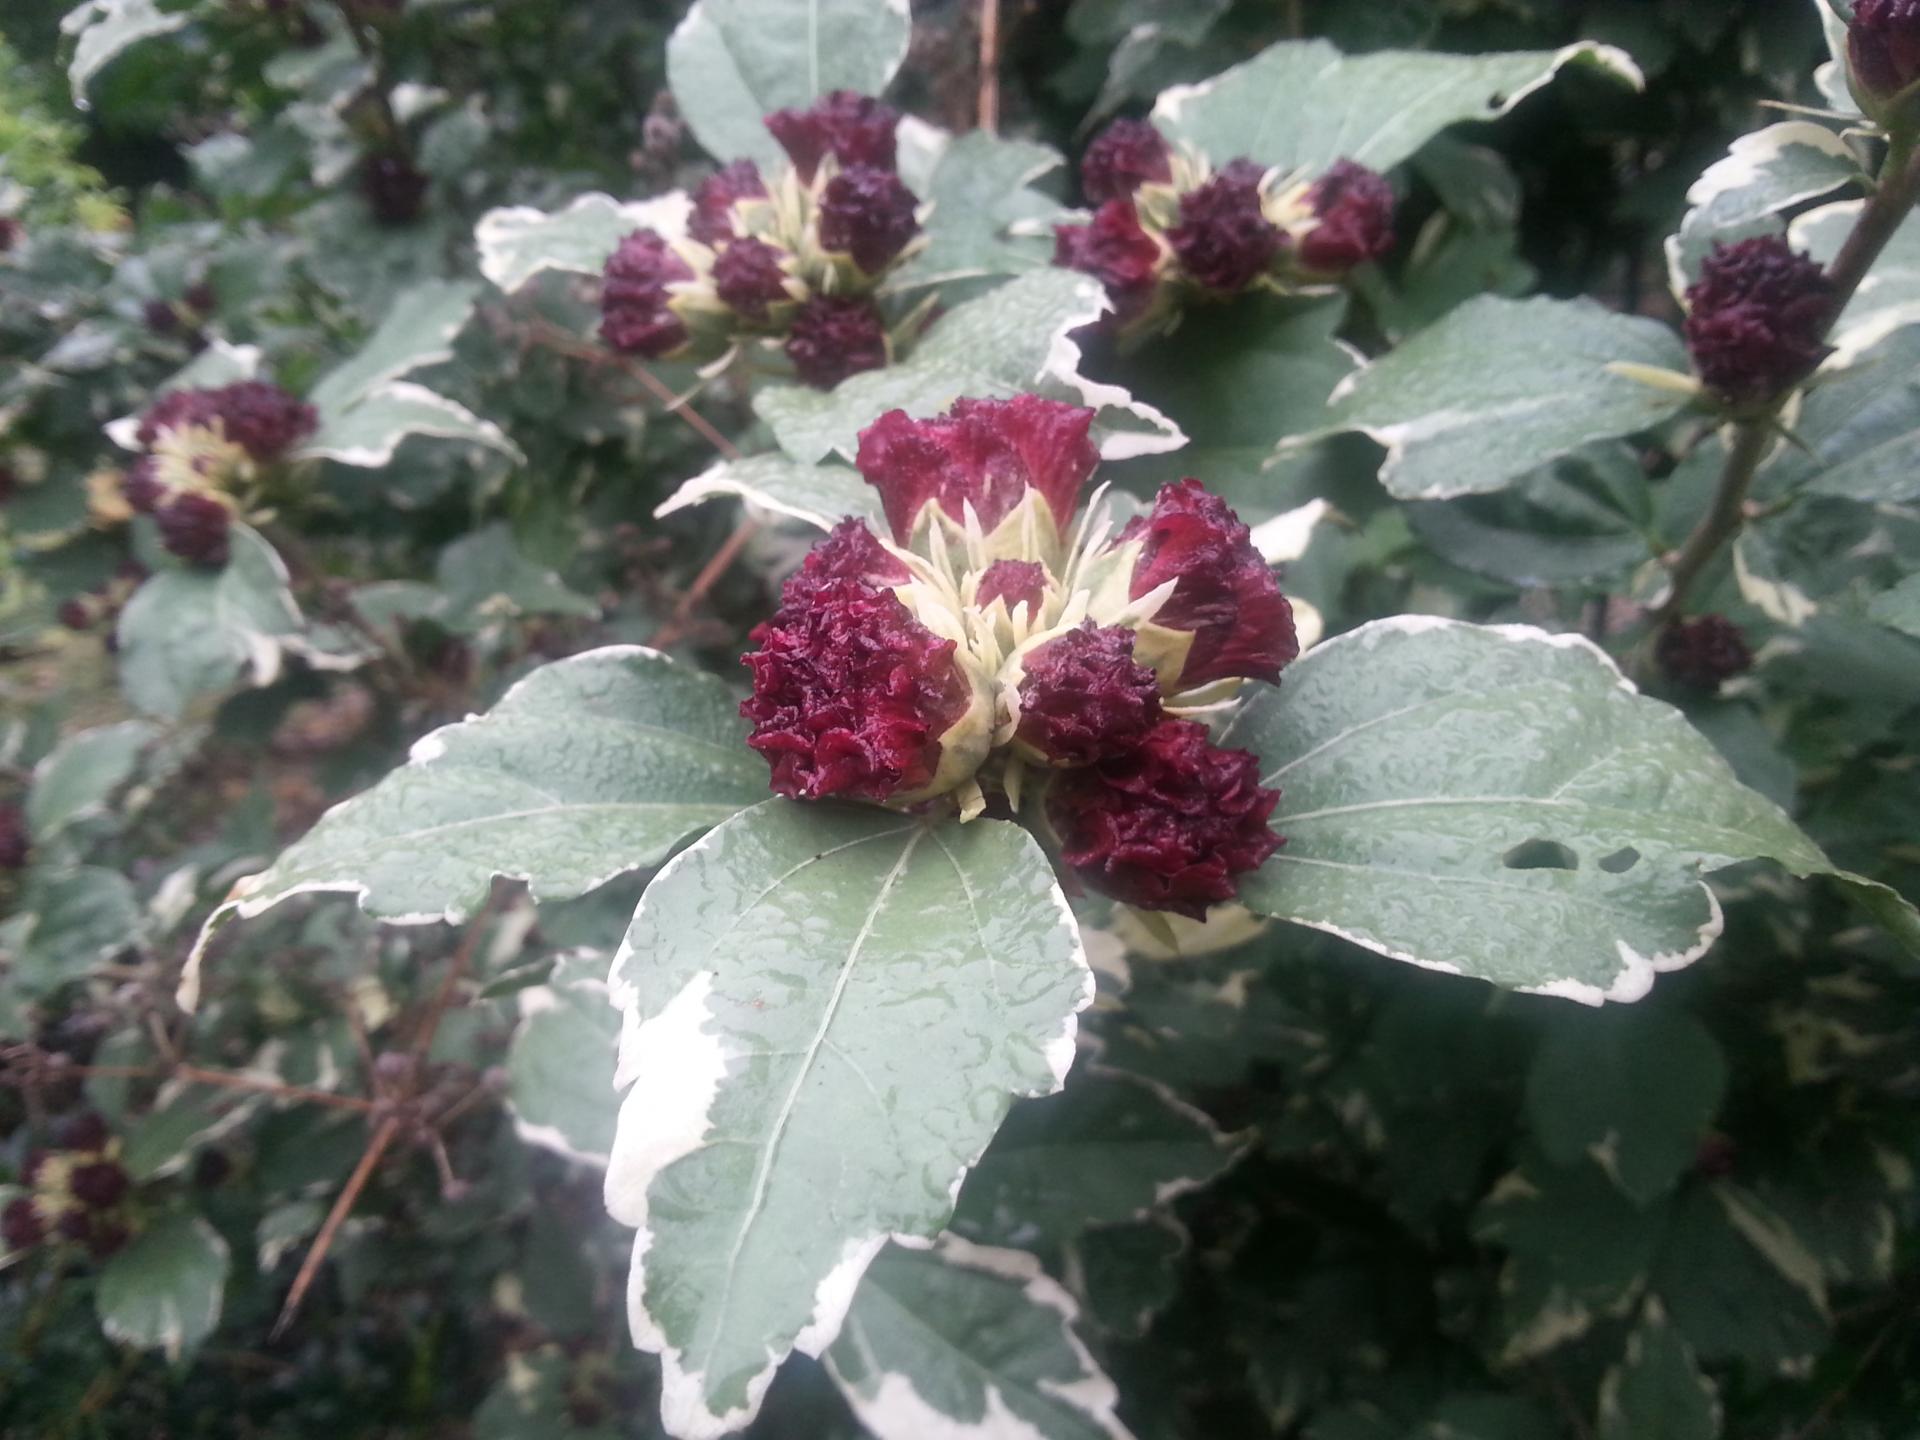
1167, 166, 1283, 295
121, 457, 165, 514
1054, 200, 1165, 331
137, 382, 315, 464
689, 160, 768, 245
1299, 160, 1395, 275
1850, 0, 1920, 110
2, 1197, 44, 1252
974, 558, 1047, 615
1011, 623, 1162, 766
766, 91, 899, 182
712, 236, 799, 322
143, 299, 180, 335
785, 295, 890, 389
1079, 118, 1172, 204
68, 1160, 130, 1210
1684, 236, 1833, 404
53, 1113, 110, 1152
818, 165, 920, 275
1657, 614, 1753, 690
156, 492, 234, 569
361, 150, 428, 227
600, 229, 699, 358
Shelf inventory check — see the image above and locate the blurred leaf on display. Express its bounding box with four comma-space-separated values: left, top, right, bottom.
96, 1212, 231, 1361
508, 954, 621, 1166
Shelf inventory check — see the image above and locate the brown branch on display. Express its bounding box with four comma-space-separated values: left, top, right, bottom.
519, 316, 741, 461
272, 1115, 400, 1339
650, 516, 763, 648
411, 882, 509, 1062
34, 1058, 374, 1114
977, 0, 1001, 134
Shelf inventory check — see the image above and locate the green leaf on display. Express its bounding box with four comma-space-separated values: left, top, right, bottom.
10, 865, 144, 993
119, 1082, 257, 1181
1067, 1217, 1186, 1342
1756, 321, 1920, 504
666, 0, 911, 171
508, 955, 621, 1166
1151, 39, 1640, 176
96, 1213, 231, 1360
1868, 573, 1920, 638
301, 381, 520, 469
1598, 1301, 1722, 1440
477, 192, 695, 294
1301, 295, 1692, 500
433, 524, 600, 629
115, 524, 303, 721
61, 0, 189, 106
306, 279, 480, 416
754, 269, 1183, 465
27, 720, 159, 841
825, 1238, 1131, 1440
889, 132, 1067, 291
1664, 123, 1859, 294
1526, 1007, 1728, 1206
1227, 618, 1835, 1001
605, 801, 1090, 1439
1792, 200, 1920, 348
183, 647, 764, 1004
1656, 1185, 1829, 1367
953, 1066, 1246, 1245
657, 453, 888, 532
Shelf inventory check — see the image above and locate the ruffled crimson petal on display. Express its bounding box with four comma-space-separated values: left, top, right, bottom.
1657, 614, 1753, 690
975, 558, 1047, 614
1017, 623, 1163, 766
785, 295, 889, 389
1167, 167, 1283, 294
741, 577, 970, 801
712, 236, 793, 321
1121, 478, 1298, 687
0, 801, 28, 871
1300, 160, 1395, 273
765, 90, 899, 182
818, 165, 920, 274
1047, 718, 1280, 920
854, 396, 1099, 542
771, 517, 909, 615
156, 493, 233, 569
1684, 236, 1833, 402
1851, 0, 1920, 98
689, 159, 768, 245
600, 228, 696, 357
1080, 118, 1172, 204
1054, 200, 1163, 328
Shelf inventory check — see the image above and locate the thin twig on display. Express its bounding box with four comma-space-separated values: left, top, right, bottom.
651, 516, 763, 648
42, 1059, 375, 1114
520, 316, 741, 460
1283, 0, 1305, 39
411, 884, 507, 1062
272, 1115, 400, 1339
977, 0, 1001, 134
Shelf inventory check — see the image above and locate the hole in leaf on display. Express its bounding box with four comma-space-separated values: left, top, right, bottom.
1502, 838, 1579, 871
1599, 847, 1641, 874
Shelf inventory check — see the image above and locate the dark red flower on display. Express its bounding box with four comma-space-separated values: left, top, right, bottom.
975, 558, 1048, 614
1048, 718, 1280, 919
2, 1197, 43, 1252
1120, 479, 1298, 688
766, 91, 899, 182
689, 160, 768, 245
1167, 168, 1283, 294
206, 382, 317, 462
1054, 200, 1164, 328
1080, 118, 1172, 204
185, 281, 218, 314
1851, 0, 1920, 100
1684, 236, 1833, 403
0, 802, 28, 871
53, 1113, 110, 1152
68, 1160, 130, 1210
600, 229, 696, 357
121, 457, 165, 514
361, 150, 428, 227
136, 389, 223, 448
1017, 623, 1163, 766
143, 299, 181, 335
1299, 160, 1395, 274
1657, 614, 1753, 690
712, 236, 794, 321
785, 295, 889, 389
741, 579, 973, 801
855, 396, 1100, 542
818, 165, 920, 274
774, 517, 909, 612
156, 493, 233, 569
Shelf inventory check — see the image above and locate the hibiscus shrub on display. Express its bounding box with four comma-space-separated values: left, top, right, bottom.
5, 1, 1920, 1437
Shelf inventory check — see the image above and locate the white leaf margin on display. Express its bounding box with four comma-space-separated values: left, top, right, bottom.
295, 380, 523, 468
476, 191, 694, 294
1042, 276, 1185, 464
62, 0, 188, 107
105, 341, 263, 451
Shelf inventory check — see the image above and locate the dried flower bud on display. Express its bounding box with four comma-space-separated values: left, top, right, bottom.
600, 229, 697, 358
689, 160, 768, 245
68, 1160, 130, 1210
766, 91, 899, 182
1014, 623, 1163, 766
1299, 160, 1395, 274
2, 1197, 43, 1252
1684, 236, 1833, 403
1080, 118, 1172, 205
156, 493, 234, 569
855, 396, 1100, 542
1054, 200, 1165, 330
1657, 614, 1753, 690
361, 150, 429, 227
712, 236, 797, 322
975, 558, 1047, 614
741, 578, 986, 802
1167, 167, 1283, 295
785, 295, 889, 389
1850, 0, 1920, 105
0, 802, 28, 871
818, 165, 921, 274
1047, 718, 1280, 919
1120, 479, 1298, 689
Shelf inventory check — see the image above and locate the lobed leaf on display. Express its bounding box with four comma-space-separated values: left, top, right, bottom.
96, 1213, 231, 1361
1664, 123, 1859, 296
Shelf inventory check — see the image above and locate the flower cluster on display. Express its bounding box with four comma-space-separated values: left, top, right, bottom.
120, 379, 316, 568
738, 394, 1296, 917
600, 92, 922, 389
1850, 0, 1920, 111
2, 1112, 134, 1260
1054, 118, 1395, 340
1683, 236, 1833, 406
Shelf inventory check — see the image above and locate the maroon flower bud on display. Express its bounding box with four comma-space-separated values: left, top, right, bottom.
361, 150, 428, 227
57, 599, 92, 631
1850, 0, 1920, 101
143, 299, 180, 335
0, 217, 21, 252
121, 457, 165, 514
86, 1218, 131, 1259
156, 493, 234, 569
1656, 614, 1753, 690
777, 517, 910, 611
1299, 160, 1395, 274
206, 382, 317, 463
855, 396, 1100, 542
818, 165, 920, 274
1120, 479, 1298, 688
1054, 200, 1164, 329
0, 802, 28, 871
2, 1197, 43, 1252
741, 579, 976, 802
1167, 168, 1283, 295
55, 1209, 93, 1245
975, 558, 1047, 614
184, 281, 218, 315
53, 1113, 109, 1153
68, 1160, 130, 1210
712, 236, 794, 321
1016, 623, 1163, 766
136, 389, 223, 448
600, 229, 696, 358
766, 91, 899, 182
1047, 718, 1281, 919
1684, 236, 1833, 403
785, 295, 889, 389
1080, 118, 1172, 204
689, 160, 768, 245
